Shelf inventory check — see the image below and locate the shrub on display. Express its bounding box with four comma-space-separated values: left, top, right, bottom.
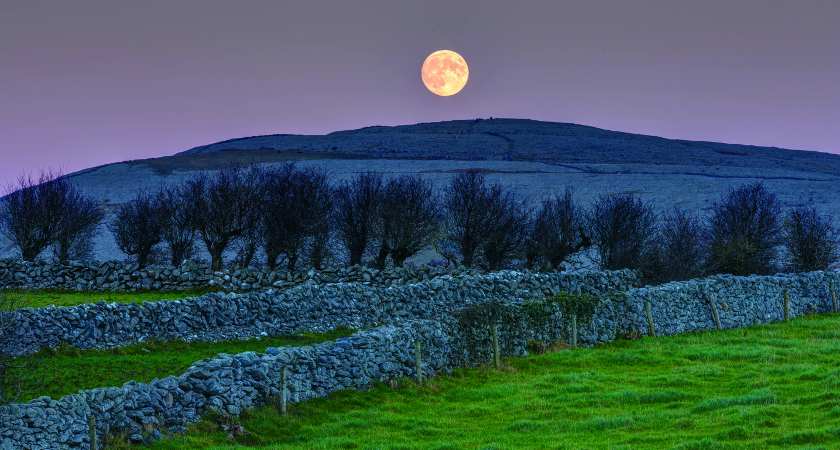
334, 172, 384, 266
110, 192, 164, 268
376, 175, 440, 267
708, 183, 782, 275
649, 208, 707, 283
588, 193, 657, 272
783, 207, 838, 272
526, 189, 589, 270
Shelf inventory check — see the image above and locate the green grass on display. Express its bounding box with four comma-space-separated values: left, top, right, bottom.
2, 289, 212, 309
4, 329, 352, 402
143, 314, 840, 449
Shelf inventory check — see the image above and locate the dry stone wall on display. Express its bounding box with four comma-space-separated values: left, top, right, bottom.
623, 271, 840, 338
3, 269, 840, 449
0, 320, 457, 449
1, 270, 637, 357
0, 259, 471, 292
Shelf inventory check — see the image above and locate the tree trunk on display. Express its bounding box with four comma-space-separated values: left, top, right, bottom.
21, 245, 39, 262
239, 242, 257, 269
58, 239, 71, 265
265, 249, 279, 270
210, 249, 224, 271
462, 246, 475, 268
287, 250, 299, 272
374, 244, 389, 269
349, 242, 365, 266
310, 240, 326, 270
392, 248, 411, 267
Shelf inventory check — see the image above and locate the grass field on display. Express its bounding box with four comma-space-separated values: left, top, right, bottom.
142, 314, 840, 449
2, 289, 210, 309
4, 329, 351, 402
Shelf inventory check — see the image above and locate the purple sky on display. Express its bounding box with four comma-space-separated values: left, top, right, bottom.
2, 0, 839, 185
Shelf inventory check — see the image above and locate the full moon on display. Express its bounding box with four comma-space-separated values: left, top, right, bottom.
421, 49, 469, 96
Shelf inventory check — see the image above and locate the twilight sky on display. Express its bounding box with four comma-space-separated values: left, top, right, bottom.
1, 0, 839, 185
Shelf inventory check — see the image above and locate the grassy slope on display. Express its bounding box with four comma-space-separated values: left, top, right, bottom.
5, 329, 351, 402
2, 289, 210, 309
147, 315, 840, 449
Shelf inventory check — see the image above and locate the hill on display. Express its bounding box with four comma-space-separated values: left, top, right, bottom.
182, 118, 840, 176
3, 118, 840, 260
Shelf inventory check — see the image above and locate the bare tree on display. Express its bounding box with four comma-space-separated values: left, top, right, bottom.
480, 185, 529, 270
526, 189, 589, 270
260, 165, 333, 270
708, 183, 782, 276
589, 193, 657, 272
110, 192, 165, 268
376, 175, 440, 267
189, 167, 263, 271
303, 169, 334, 270
649, 208, 707, 282
0, 172, 67, 261
784, 207, 838, 272
334, 172, 383, 266
441, 171, 528, 269
157, 183, 201, 266
442, 171, 487, 267
52, 190, 104, 264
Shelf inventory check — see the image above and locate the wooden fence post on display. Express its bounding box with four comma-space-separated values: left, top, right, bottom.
280, 366, 288, 416
706, 291, 722, 330
492, 325, 501, 369
783, 289, 790, 321
414, 341, 423, 384
88, 414, 98, 450
831, 282, 838, 313
570, 314, 578, 348
644, 300, 656, 337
